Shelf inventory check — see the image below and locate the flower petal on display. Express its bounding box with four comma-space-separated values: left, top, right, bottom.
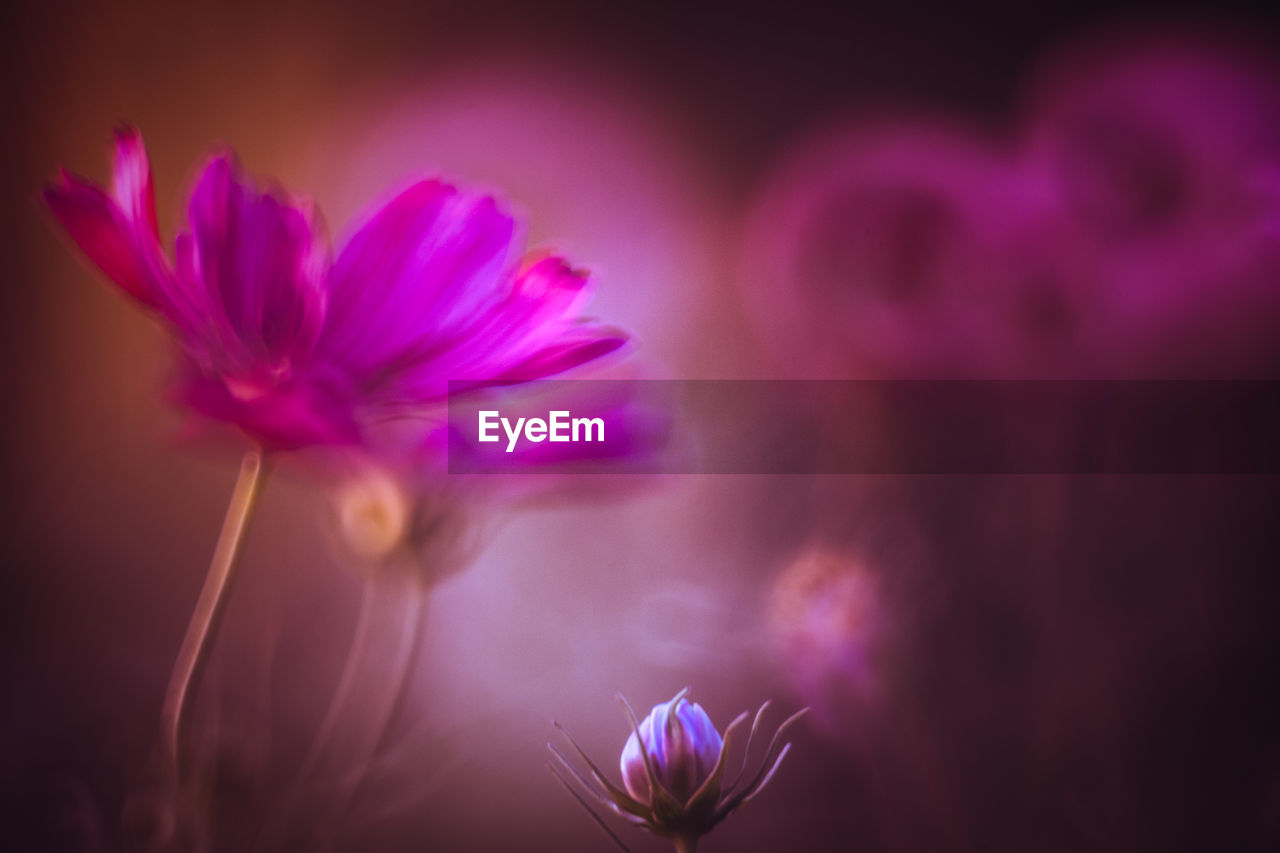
43, 129, 228, 339
369, 259, 617, 401
112, 125, 161, 244
676, 700, 724, 781
321, 180, 517, 379
44, 129, 174, 311
44, 174, 164, 308
180, 153, 328, 366
460, 255, 598, 368
489, 325, 628, 383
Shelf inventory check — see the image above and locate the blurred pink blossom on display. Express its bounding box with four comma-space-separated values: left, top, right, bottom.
743, 31, 1280, 379
44, 128, 627, 449
740, 120, 1089, 377
1022, 32, 1280, 374
768, 548, 886, 720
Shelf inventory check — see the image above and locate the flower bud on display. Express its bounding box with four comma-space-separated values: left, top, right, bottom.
620, 692, 724, 805
551, 689, 806, 848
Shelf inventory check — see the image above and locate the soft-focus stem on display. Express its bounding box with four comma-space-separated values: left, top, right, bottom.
672, 835, 699, 853
260, 572, 427, 849
332, 578, 427, 809
259, 584, 379, 847
299, 581, 379, 776
160, 448, 267, 776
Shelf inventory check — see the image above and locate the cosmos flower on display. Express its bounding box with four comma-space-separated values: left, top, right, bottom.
549, 688, 807, 853
43, 127, 627, 449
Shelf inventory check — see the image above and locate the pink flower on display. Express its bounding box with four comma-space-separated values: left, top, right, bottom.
1021, 34, 1280, 374
44, 128, 627, 449
738, 119, 1079, 378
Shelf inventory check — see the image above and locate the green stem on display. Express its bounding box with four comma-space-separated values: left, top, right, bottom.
160, 448, 267, 776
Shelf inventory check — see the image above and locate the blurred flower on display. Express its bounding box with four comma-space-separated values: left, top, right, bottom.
549, 688, 807, 852
740, 120, 1091, 377
1025, 34, 1280, 249
326, 454, 484, 585
44, 127, 627, 450
334, 461, 412, 563
40, 128, 633, 835
743, 31, 1280, 380
1021, 32, 1280, 373
769, 549, 885, 717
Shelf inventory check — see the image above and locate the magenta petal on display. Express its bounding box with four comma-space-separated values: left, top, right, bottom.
488, 325, 628, 383
448, 259, 608, 376
357, 252, 618, 402
112, 126, 161, 243
387, 255, 595, 385
111, 129, 194, 328
43, 176, 164, 309
44, 129, 213, 337
181, 154, 328, 365
485, 255, 595, 350
509, 255, 592, 314
320, 181, 517, 373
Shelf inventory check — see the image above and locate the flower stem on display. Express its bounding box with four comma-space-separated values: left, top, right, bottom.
323, 575, 428, 828
160, 448, 268, 775
259, 570, 427, 848
672, 836, 699, 853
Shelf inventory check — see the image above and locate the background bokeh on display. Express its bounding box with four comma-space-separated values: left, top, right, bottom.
4, 1, 1280, 851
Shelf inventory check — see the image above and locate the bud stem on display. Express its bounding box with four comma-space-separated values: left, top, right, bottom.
672, 835, 700, 853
